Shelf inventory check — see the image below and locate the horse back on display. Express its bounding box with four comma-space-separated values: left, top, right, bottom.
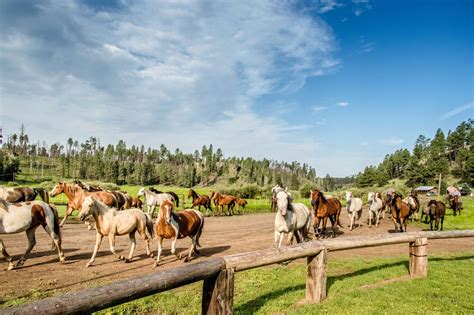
174, 210, 203, 238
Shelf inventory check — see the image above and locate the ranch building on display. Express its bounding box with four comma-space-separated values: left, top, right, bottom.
414, 186, 438, 195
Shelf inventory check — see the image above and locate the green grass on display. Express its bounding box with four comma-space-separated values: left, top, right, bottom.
97, 253, 474, 314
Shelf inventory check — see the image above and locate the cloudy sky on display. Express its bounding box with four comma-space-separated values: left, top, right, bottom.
1, 0, 472, 176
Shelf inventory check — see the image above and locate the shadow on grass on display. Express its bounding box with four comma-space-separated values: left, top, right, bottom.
234, 254, 474, 314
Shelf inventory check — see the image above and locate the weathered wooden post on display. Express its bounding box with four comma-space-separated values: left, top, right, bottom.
306, 248, 327, 303
409, 237, 428, 277
202, 268, 235, 314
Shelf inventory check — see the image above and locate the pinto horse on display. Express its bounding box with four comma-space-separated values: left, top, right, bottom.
154, 199, 204, 266
78, 197, 154, 267
388, 193, 411, 232
310, 189, 342, 238
0, 199, 65, 270
49, 182, 118, 226
0, 186, 49, 203
212, 192, 237, 216
188, 189, 213, 215
427, 200, 445, 231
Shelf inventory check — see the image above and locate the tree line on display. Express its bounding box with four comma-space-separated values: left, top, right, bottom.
1, 125, 319, 189
355, 119, 474, 188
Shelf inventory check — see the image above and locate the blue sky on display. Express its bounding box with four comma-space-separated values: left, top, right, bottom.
1, 0, 472, 176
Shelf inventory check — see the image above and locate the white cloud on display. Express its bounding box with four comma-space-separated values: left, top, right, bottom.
440, 103, 474, 120
312, 106, 328, 113
336, 101, 349, 107
379, 137, 404, 146
318, 0, 343, 13
0, 0, 339, 173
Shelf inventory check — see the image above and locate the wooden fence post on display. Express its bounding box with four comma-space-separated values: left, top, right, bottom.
306, 248, 327, 303
202, 268, 234, 315
409, 237, 428, 277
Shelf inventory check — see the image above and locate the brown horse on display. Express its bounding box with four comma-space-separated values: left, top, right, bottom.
188, 189, 213, 215
427, 200, 445, 231
408, 190, 420, 221
154, 199, 204, 267
0, 187, 49, 203
236, 197, 248, 214
448, 195, 463, 216
49, 182, 118, 226
130, 196, 143, 209
310, 189, 342, 238
0, 199, 65, 270
212, 192, 237, 216
388, 193, 411, 232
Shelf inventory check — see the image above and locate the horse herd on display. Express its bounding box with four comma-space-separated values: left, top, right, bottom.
0, 183, 465, 270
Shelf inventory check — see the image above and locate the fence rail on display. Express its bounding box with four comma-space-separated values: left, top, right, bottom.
3, 230, 474, 315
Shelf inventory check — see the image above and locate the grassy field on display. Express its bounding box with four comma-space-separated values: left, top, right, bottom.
97, 252, 474, 314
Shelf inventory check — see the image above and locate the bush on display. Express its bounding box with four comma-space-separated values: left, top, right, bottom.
299, 183, 317, 198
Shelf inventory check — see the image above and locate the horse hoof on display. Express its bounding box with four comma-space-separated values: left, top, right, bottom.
7, 264, 15, 271
153, 262, 159, 268
119, 256, 125, 260
85, 262, 92, 268
184, 258, 189, 263
149, 253, 154, 258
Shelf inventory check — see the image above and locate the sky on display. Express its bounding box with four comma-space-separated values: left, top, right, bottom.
0, 0, 473, 177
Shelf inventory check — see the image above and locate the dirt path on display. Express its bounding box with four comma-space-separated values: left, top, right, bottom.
1, 209, 472, 303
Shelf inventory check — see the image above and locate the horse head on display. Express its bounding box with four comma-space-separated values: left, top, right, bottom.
161, 199, 174, 224
427, 199, 438, 216
137, 188, 145, 197
79, 196, 95, 221
188, 189, 194, 198
49, 182, 66, 197
345, 191, 353, 202
276, 190, 291, 216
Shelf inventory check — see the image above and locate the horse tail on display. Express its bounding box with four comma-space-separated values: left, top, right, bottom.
35, 188, 50, 203
145, 213, 155, 239
335, 199, 344, 228
48, 203, 62, 246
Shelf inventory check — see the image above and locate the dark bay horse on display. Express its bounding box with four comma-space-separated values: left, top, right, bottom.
310, 189, 342, 238
49, 182, 118, 226
0, 187, 49, 203
236, 197, 248, 214
427, 200, 445, 231
188, 189, 213, 215
448, 195, 463, 216
154, 199, 204, 266
149, 187, 180, 207
388, 193, 410, 232
212, 192, 237, 216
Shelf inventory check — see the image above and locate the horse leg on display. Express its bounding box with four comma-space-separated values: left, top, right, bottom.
440, 217, 444, 231
329, 216, 336, 238
430, 217, 434, 231
13, 228, 38, 269
185, 236, 197, 263
0, 240, 14, 270
375, 210, 381, 227
138, 229, 152, 257
42, 223, 65, 264
286, 231, 294, 246
124, 232, 137, 263
108, 233, 125, 260
60, 205, 74, 227
170, 235, 182, 260
86, 233, 103, 267
153, 237, 163, 267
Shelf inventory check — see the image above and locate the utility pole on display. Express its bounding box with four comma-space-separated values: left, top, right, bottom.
438, 173, 442, 197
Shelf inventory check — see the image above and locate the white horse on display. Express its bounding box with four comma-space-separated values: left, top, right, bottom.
137, 188, 175, 217
345, 191, 363, 231
0, 199, 65, 270
78, 196, 155, 267
274, 190, 312, 248
367, 192, 384, 227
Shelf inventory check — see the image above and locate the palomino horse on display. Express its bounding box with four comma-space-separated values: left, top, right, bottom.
0, 199, 65, 270
137, 188, 175, 217
388, 192, 411, 232
188, 189, 213, 215
403, 196, 419, 222
49, 182, 118, 226
0, 186, 49, 203
236, 197, 248, 214
310, 189, 342, 238
367, 192, 384, 227
212, 192, 237, 216
274, 190, 312, 248
154, 199, 204, 267
448, 195, 463, 216
427, 200, 445, 231
149, 188, 180, 207
78, 197, 154, 267
345, 191, 363, 231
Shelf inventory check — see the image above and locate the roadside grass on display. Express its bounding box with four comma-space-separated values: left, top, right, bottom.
96, 252, 474, 314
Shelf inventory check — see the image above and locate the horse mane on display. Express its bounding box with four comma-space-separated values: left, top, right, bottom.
149, 187, 163, 194
427, 199, 437, 207
0, 198, 9, 212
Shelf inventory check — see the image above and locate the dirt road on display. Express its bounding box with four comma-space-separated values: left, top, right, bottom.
1, 209, 472, 303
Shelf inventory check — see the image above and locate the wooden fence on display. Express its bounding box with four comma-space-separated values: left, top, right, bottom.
3, 230, 474, 314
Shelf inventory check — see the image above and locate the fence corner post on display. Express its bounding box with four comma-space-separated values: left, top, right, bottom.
202, 268, 234, 315
409, 237, 428, 277
306, 248, 327, 303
